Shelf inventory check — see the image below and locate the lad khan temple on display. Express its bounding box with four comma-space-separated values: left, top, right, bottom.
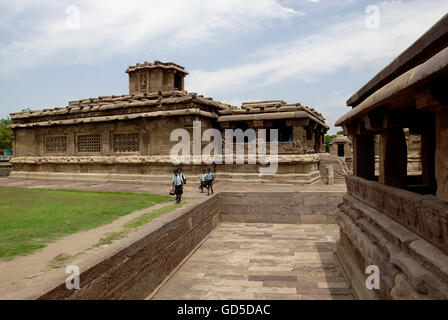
3, 14, 448, 300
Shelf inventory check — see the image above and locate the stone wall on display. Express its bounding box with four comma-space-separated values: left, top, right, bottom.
10, 116, 322, 184
38, 195, 220, 300
0, 165, 12, 177
220, 191, 345, 224
337, 176, 448, 299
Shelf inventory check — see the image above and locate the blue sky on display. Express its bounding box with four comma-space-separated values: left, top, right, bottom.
1, 0, 447, 133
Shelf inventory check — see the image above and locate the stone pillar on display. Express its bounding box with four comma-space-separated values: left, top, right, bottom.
326, 166, 334, 185
421, 125, 436, 192
149, 69, 163, 93
379, 129, 407, 188
292, 127, 306, 154
435, 113, 448, 201
306, 128, 315, 153
102, 128, 110, 155
163, 71, 175, 91
353, 134, 375, 180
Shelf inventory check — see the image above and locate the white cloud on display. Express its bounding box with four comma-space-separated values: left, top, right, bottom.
188, 0, 448, 96
0, 0, 301, 74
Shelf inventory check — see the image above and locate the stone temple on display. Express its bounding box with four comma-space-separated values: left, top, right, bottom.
335, 13, 448, 299
8, 60, 329, 184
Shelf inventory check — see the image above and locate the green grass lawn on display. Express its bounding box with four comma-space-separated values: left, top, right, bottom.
0, 162, 10, 165
0, 187, 172, 261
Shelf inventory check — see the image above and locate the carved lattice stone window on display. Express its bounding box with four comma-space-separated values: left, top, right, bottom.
46, 136, 67, 153
77, 134, 101, 153
113, 133, 140, 152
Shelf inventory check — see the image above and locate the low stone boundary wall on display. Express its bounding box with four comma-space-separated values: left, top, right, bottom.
220, 191, 345, 224
34, 190, 346, 300
38, 195, 220, 300
0, 165, 11, 177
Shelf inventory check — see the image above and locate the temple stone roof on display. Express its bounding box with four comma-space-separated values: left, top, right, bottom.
330, 134, 352, 145
125, 61, 189, 75
218, 100, 326, 123
10, 90, 232, 123
10, 93, 328, 130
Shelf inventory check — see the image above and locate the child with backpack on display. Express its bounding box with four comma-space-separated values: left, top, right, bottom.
199, 169, 207, 193
205, 168, 215, 196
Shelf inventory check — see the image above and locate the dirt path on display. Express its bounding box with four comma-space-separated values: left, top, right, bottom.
0, 198, 198, 298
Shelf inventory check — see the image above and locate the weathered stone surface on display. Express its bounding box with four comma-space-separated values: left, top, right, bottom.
436, 113, 448, 201
220, 192, 345, 225
152, 222, 352, 300
0, 165, 12, 177
337, 178, 448, 300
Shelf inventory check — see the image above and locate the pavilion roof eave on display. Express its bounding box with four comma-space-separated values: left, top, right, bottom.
346, 13, 448, 108
217, 111, 329, 129
335, 45, 448, 127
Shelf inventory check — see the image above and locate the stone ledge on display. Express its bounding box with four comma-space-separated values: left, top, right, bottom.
337, 194, 448, 299
346, 176, 448, 255
11, 154, 321, 165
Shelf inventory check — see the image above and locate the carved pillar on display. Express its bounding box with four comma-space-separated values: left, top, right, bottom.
420, 125, 436, 193
293, 127, 306, 154
353, 134, 375, 181
306, 127, 314, 154
435, 112, 448, 201
379, 128, 407, 188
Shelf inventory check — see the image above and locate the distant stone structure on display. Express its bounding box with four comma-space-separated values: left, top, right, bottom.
329, 134, 352, 170
335, 14, 448, 299
8, 61, 329, 184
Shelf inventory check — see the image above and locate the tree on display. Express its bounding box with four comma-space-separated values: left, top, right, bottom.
0, 118, 12, 150
325, 135, 334, 153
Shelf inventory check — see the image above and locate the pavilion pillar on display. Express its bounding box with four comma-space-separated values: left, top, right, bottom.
353, 134, 375, 180
420, 125, 436, 192
379, 128, 407, 188
435, 112, 448, 201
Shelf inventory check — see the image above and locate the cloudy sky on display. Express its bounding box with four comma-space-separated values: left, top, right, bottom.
1, 0, 447, 133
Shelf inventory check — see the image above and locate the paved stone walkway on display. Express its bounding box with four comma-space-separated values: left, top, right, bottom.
0, 177, 346, 196
151, 223, 353, 300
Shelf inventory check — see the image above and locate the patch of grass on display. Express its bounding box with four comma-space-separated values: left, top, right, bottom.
95, 203, 185, 247
95, 231, 127, 247
0, 186, 172, 261
0, 162, 10, 165
124, 204, 180, 229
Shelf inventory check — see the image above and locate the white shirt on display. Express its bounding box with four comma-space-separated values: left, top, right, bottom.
173, 175, 183, 186
201, 174, 206, 182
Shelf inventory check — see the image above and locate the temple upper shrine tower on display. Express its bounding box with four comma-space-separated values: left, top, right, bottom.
126, 60, 188, 94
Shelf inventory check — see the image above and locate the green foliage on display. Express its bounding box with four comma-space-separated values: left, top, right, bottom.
325, 135, 334, 152
0, 118, 12, 150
